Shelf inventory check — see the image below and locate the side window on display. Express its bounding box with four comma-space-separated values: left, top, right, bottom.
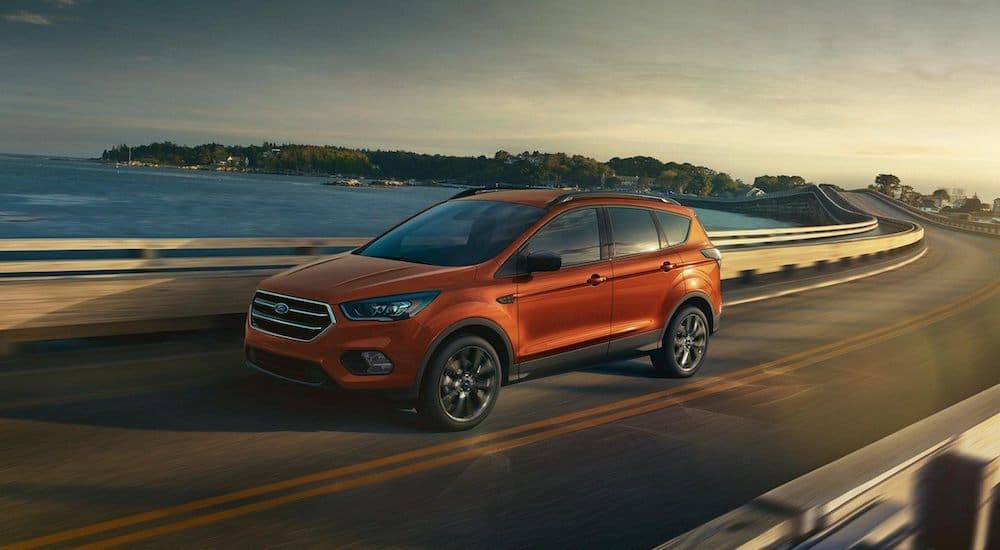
654, 211, 692, 247
608, 207, 660, 257
523, 208, 601, 267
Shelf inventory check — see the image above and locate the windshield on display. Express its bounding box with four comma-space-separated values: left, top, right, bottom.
356, 200, 545, 266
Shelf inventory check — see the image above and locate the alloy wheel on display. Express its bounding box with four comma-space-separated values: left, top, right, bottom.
438, 345, 498, 422
673, 313, 707, 371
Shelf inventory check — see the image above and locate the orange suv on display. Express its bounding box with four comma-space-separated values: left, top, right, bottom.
245, 189, 722, 430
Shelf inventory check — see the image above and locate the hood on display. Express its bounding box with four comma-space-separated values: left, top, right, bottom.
258, 252, 474, 305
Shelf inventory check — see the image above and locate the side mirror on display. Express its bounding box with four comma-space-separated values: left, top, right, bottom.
524, 251, 561, 273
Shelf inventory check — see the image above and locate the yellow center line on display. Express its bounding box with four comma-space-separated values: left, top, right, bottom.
4, 278, 997, 550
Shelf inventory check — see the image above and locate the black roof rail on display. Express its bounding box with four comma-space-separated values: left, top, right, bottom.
449, 185, 560, 200
547, 191, 680, 207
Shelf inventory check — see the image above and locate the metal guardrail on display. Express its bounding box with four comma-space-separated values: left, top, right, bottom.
0, 237, 367, 276
708, 218, 878, 247
720, 221, 922, 281
0, 219, 884, 277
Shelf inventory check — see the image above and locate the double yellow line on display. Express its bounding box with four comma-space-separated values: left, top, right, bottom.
7, 279, 998, 550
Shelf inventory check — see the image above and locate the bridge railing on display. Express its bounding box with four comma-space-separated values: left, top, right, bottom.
0, 237, 367, 276
0, 217, 885, 277
661, 384, 1000, 549
860, 189, 1000, 238
0, 216, 923, 349
708, 218, 878, 247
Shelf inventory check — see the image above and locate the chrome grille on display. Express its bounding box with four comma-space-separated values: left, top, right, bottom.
249, 290, 334, 341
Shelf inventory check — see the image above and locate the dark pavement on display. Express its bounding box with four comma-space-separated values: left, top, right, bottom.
1, 192, 998, 549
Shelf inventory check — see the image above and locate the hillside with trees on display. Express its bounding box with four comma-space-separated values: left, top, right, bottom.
102, 142, 765, 196
752, 175, 809, 193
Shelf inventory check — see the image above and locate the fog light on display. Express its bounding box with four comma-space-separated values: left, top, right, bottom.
360, 351, 394, 375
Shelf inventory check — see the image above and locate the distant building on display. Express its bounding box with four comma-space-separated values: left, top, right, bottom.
504, 152, 545, 166
994, 198, 1000, 213
945, 187, 967, 202
746, 187, 766, 197
225, 155, 248, 167
616, 175, 639, 188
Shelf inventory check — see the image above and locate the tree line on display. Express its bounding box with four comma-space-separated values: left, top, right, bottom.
101, 142, 816, 196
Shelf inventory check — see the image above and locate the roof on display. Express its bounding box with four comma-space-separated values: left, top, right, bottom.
453, 189, 565, 208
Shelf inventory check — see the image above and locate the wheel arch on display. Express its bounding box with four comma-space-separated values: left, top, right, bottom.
412, 318, 514, 397
663, 291, 716, 339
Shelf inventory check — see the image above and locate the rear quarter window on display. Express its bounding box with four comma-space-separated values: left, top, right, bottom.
654, 210, 692, 247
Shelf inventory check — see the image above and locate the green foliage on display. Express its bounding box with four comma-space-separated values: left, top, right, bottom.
753, 175, 808, 193
608, 156, 746, 196
874, 174, 901, 195
103, 143, 749, 194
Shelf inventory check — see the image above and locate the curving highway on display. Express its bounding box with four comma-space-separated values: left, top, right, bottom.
1, 191, 998, 549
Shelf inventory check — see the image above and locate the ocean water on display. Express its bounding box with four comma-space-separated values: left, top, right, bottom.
0, 154, 796, 238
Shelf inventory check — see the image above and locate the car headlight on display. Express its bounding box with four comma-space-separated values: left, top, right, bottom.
340, 291, 440, 321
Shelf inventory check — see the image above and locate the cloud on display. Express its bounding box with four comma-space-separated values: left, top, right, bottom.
2, 10, 53, 25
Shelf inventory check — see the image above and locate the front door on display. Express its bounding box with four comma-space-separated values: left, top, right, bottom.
514, 207, 612, 366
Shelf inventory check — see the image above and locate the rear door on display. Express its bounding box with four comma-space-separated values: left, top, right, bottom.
607, 207, 687, 350
514, 207, 612, 364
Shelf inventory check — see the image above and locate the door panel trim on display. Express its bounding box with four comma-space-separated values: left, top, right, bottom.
607, 328, 662, 356
512, 327, 662, 381
514, 340, 609, 379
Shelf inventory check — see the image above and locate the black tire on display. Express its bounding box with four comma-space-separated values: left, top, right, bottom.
650, 306, 709, 377
417, 335, 502, 431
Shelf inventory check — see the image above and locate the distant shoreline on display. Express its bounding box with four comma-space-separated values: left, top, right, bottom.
97, 141, 755, 196
94, 158, 478, 189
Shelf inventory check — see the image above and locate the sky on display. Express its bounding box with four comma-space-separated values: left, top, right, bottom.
2, 0, 999, 197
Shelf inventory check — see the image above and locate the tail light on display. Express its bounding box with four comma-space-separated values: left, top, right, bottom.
701, 247, 722, 265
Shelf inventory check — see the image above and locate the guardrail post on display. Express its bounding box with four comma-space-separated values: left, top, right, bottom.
295, 246, 323, 256
918, 450, 998, 549
782, 264, 795, 278
740, 269, 756, 284
134, 248, 158, 260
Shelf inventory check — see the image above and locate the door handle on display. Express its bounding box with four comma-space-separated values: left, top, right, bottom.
587, 274, 607, 286
661, 261, 675, 272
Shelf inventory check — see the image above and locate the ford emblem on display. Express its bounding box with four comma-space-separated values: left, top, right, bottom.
274, 302, 290, 315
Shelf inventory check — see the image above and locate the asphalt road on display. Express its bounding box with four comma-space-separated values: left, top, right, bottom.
1, 192, 998, 549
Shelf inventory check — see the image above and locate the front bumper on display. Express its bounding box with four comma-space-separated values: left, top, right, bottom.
243, 313, 436, 394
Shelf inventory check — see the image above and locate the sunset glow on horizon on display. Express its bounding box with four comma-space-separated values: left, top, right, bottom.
2, 0, 999, 197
